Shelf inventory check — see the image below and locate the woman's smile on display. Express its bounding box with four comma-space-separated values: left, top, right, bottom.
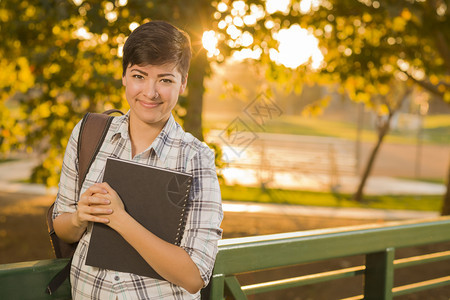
138, 100, 162, 109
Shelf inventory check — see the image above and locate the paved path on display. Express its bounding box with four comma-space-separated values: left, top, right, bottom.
0, 158, 58, 195
222, 200, 439, 221
207, 131, 450, 179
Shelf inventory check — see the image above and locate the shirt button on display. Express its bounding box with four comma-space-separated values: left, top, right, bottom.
114, 275, 120, 281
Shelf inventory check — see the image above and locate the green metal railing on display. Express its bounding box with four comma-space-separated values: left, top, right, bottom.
0, 217, 449, 299
210, 217, 450, 299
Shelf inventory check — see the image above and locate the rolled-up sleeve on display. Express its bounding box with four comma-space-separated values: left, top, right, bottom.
182, 147, 223, 285
52, 121, 81, 219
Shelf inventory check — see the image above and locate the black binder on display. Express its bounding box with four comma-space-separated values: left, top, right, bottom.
85, 157, 192, 279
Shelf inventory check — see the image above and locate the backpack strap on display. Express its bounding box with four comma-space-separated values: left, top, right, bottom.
77, 112, 115, 191
45, 258, 72, 295
46, 110, 123, 295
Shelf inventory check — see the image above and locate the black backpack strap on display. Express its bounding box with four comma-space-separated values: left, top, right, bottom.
45, 257, 73, 295
46, 110, 121, 295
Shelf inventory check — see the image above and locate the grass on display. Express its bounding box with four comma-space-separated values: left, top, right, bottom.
220, 184, 443, 212
395, 177, 447, 185
0, 158, 19, 164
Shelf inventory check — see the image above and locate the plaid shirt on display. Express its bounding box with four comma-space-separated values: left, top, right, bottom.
53, 112, 223, 300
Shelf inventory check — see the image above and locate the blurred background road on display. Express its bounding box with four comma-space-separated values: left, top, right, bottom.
1, 134, 447, 196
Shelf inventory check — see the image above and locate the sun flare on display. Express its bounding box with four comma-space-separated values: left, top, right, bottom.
202, 30, 219, 57
270, 25, 324, 69
204, 1, 324, 69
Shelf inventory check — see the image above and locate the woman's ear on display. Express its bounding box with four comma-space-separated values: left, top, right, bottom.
179, 74, 188, 94
122, 66, 129, 87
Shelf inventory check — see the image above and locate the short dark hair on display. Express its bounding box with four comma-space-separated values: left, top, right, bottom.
122, 21, 192, 82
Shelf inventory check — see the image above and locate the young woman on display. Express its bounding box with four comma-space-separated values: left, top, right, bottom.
53, 21, 223, 299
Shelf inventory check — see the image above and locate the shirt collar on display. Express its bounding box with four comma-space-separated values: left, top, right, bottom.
110, 111, 177, 162
151, 114, 176, 162
111, 111, 130, 141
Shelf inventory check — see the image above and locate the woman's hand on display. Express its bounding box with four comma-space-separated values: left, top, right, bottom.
90, 182, 127, 230
72, 184, 112, 230
56, 183, 123, 243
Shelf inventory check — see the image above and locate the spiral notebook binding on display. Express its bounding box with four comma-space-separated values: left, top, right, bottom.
175, 178, 192, 246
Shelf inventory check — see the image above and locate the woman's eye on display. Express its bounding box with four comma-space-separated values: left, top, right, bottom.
161, 78, 173, 83
133, 74, 144, 79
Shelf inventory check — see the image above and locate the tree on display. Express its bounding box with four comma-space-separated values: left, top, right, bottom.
353, 84, 412, 202
0, 0, 109, 186
212, 0, 449, 207
300, 0, 450, 206
0, 0, 216, 185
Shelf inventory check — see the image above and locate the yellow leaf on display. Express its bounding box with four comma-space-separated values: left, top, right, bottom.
11, 124, 24, 136
344, 25, 354, 36
378, 104, 389, 115
401, 8, 411, 21
429, 75, 439, 85
48, 63, 61, 74
49, 89, 58, 98
356, 92, 370, 102
444, 92, 450, 102
356, 76, 365, 89
51, 104, 69, 117
37, 102, 52, 118
16, 57, 35, 92
52, 25, 61, 35
47, 175, 59, 187
294, 84, 303, 95
25, 6, 36, 18
362, 13, 372, 23
0, 8, 10, 22
364, 84, 374, 94
379, 84, 389, 95
2, 129, 10, 138
392, 17, 406, 32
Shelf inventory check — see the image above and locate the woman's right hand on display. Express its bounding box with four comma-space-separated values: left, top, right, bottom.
72, 184, 113, 230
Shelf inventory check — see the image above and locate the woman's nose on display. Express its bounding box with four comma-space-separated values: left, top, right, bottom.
142, 82, 158, 100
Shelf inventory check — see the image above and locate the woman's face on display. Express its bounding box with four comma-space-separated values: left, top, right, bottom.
122, 63, 187, 130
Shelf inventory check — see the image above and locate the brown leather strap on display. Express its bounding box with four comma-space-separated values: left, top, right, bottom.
102, 109, 124, 116
46, 110, 123, 295
77, 113, 114, 191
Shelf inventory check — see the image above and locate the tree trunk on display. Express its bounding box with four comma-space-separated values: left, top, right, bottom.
442, 161, 450, 215
183, 49, 208, 141
353, 114, 392, 202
